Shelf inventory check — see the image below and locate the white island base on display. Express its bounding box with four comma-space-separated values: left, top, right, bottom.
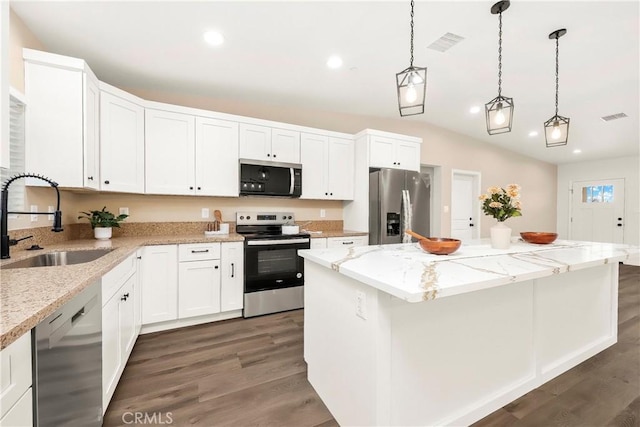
301, 241, 629, 426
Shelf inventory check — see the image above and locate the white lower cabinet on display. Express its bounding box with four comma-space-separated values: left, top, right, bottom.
220, 241, 244, 312
326, 235, 369, 248
141, 245, 179, 324
0, 333, 32, 427
102, 253, 139, 412
141, 242, 244, 328
310, 238, 328, 249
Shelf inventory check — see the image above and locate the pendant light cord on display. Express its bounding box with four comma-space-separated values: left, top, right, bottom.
497, 10, 503, 97
555, 36, 559, 116
409, 0, 415, 68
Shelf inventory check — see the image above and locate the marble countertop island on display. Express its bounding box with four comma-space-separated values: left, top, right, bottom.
299, 239, 637, 302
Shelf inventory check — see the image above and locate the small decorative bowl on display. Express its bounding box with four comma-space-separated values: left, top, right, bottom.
418, 238, 462, 255
520, 232, 558, 244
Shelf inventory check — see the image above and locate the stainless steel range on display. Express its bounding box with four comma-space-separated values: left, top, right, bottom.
236, 212, 310, 318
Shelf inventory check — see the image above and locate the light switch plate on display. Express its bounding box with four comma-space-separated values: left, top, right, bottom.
48, 206, 54, 221
31, 205, 38, 222
320, 209, 326, 218
201, 208, 210, 219
119, 207, 129, 216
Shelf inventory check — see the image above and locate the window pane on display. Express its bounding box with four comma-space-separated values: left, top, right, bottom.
603, 185, 614, 203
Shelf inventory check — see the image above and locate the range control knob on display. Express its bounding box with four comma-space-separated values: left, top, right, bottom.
282, 215, 287, 220
239, 216, 244, 220
247, 216, 251, 220
288, 216, 292, 219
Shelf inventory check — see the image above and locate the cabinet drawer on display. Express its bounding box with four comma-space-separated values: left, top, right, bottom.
0, 333, 31, 420
102, 253, 137, 305
326, 236, 368, 249
0, 387, 32, 427
179, 243, 221, 261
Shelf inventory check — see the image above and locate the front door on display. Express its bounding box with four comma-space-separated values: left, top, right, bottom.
451, 171, 480, 240
571, 179, 625, 243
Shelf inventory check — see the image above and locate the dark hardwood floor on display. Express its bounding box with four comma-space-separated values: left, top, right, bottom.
105, 265, 639, 427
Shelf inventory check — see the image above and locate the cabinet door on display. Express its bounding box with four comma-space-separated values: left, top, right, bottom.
24, 62, 84, 187
369, 136, 396, 169
220, 242, 244, 312
83, 73, 100, 190
100, 91, 145, 193
327, 137, 354, 200
239, 123, 271, 161
0, 333, 31, 421
300, 133, 328, 199
134, 249, 143, 335
141, 245, 178, 324
0, 388, 32, 427
119, 276, 137, 358
395, 141, 420, 172
195, 117, 239, 197
271, 128, 300, 163
145, 109, 195, 195
178, 260, 221, 318
101, 292, 121, 410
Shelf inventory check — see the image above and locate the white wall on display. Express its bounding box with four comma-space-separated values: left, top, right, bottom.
557, 156, 639, 247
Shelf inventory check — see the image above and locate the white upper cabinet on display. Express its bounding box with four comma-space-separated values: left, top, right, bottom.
369, 135, 420, 172
239, 123, 300, 163
300, 133, 354, 200
24, 49, 100, 189
145, 108, 195, 195
195, 117, 239, 197
100, 85, 145, 193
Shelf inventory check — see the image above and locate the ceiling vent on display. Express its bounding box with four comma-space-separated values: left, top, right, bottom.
600, 112, 628, 122
427, 32, 465, 53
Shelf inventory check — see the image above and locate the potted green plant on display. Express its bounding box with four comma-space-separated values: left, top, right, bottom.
78, 206, 129, 240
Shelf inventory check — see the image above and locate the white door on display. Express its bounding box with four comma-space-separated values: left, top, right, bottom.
145, 109, 195, 195
395, 141, 420, 172
369, 136, 396, 169
451, 171, 480, 241
571, 179, 625, 243
100, 91, 145, 193
195, 117, 239, 196
83, 73, 100, 189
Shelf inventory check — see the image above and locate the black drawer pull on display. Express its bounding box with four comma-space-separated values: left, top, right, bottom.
191, 249, 210, 253
342, 241, 354, 245
231, 262, 235, 278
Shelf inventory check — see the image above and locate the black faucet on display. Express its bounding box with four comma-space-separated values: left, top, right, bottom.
1, 173, 63, 259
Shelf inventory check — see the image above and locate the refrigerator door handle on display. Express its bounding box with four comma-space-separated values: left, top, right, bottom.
401, 189, 412, 243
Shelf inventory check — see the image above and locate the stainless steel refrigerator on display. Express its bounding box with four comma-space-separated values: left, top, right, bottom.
369, 169, 431, 245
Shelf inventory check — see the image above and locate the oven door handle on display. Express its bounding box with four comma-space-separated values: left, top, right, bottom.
247, 238, 310, 246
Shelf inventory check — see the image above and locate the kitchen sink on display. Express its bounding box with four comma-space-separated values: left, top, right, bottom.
2, 249, 114, 269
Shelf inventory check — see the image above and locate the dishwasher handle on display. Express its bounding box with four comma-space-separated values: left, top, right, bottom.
48, 295, 98, 348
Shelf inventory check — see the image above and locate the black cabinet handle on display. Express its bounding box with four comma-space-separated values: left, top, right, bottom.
273, 154, 277, 158
137, 256, 142, 260
231, 262, 235, 278
470, 224, 474, 227
342, 241, 354, 245
618, 217, 623, 221
87, 176, 93, 180
214, 265, 219, 269
104, 180, 110, 184
121, 293, 130, 301
191, 249, 209, 253
617, 224, 623, 227
267, 153, 271, 157
197, 186, 201, 190
189, 186, 194, 190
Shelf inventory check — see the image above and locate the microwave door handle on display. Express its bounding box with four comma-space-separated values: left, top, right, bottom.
289, 168, 295, 195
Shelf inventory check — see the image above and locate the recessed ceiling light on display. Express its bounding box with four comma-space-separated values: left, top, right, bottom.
528, 131, 538, 137
573, 149, 582, 154
326, 55, 343, 69
469, 106, 481, 114
203, 31, 224, 46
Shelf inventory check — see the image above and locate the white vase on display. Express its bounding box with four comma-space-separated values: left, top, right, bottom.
490, 221, 511, 249
94, 227, 112, 240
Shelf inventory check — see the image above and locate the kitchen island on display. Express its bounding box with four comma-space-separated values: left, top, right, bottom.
299, 239, 637, 426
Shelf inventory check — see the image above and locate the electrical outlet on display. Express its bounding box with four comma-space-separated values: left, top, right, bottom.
48, 206, 54, 221
443, 205, 450, 213
201, 208, 210, 219
31, 205, 38, 222
320, 209, 326, 218
119, 207, 129, 216
356, 290, 367, 320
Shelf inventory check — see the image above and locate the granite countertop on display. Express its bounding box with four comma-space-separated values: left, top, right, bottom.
299, 239, 638, 303
0, 229, 365, 349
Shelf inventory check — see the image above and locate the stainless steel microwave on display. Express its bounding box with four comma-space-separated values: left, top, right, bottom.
239, 160, 302, 197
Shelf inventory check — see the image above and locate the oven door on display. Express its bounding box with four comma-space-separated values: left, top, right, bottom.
244, 237, 310, 293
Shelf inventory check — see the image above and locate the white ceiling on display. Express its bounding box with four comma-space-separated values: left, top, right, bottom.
10, 1, 640, 165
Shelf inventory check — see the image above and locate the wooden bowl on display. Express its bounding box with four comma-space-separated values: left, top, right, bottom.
520, 232, 558, 244
418, 238, 461, 255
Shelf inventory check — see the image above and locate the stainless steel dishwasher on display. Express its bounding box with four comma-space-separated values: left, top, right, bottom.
33, 280, 102, 426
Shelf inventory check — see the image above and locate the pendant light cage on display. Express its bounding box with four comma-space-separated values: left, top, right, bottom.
544, 28, 569, 148
485, 0, 514, 135
397, 0, 427, 117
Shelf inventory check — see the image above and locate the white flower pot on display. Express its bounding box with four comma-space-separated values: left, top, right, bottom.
94, 227, 112, 240
490, 222, 511, 249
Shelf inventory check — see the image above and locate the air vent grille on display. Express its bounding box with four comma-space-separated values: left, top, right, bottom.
427, 32, 465, 52
601, 112, 628, 122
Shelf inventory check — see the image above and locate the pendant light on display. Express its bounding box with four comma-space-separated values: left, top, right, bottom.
396, 0, 427, 117
485, 0, 514, 135
544, 29, 569, 147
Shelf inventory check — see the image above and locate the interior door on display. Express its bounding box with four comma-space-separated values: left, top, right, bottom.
451, 172, 479, 241
571, 179, 625, 243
